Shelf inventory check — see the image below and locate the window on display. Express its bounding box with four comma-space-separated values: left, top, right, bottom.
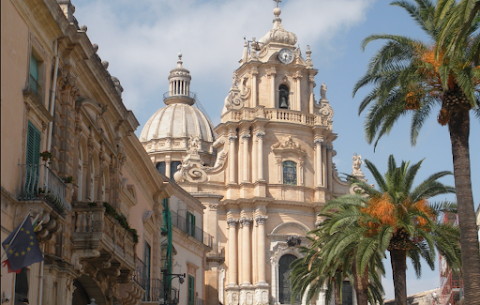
144, 242, 151, 300
170, 161, 182, 177
279, 84, 289, 109
342, 281, 353, 305
25, 121, 41, 198
186, 212, 196, 237
15, 268, 29, 304
188, 275, 195, 305
283, 161, 297, 185
89, 161, 95, 200
156, 162, 166, 175
279, 254, 300, 304
29, 54, 40, 95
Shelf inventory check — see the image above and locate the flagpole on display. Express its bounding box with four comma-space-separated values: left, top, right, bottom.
1, 209, 32, 261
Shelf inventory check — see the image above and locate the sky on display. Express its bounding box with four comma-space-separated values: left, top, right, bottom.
74, 0, 479, 300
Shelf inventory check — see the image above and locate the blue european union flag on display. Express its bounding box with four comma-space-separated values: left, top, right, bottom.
2, 216, 43, 272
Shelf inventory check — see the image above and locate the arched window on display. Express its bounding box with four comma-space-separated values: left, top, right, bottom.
156, 162, 166, 175
283, 161, 297, 185
170, 161, 182, 177
279, 84, 289, 109
278, 254, 300, 304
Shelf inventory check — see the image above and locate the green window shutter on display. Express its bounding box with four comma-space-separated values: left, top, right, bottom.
188, 275, 195, 305
30, 54, 38, 81
186, 212, 196, 237
26, 121, 41, 165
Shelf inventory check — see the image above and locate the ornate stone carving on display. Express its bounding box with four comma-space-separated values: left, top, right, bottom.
239, 217, 253, 227
256, 132, 265, 139
352, 153, 363, 174
228, 135, 238, 142
286, 235, 302, 247
227, 218, 238, 227
255, 215, 268, 225
204, 150, 227, 173
271, 136, 305, 153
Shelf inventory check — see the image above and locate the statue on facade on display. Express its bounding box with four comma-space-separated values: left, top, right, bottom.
320, 82, 327, 101
352, 153, 363, 175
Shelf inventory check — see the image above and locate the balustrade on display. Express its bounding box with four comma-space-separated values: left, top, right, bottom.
18, 164, 71, 213
72, 204, 135, 269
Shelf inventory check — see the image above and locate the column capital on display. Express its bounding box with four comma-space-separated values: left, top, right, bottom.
314, 138, 324, 145
241, 134, 251, 140
255, 215, 268, 225
227, 218, 239, 227
228, 135, 238, 142
239, 217, 253, 227
256, 132, 265, 139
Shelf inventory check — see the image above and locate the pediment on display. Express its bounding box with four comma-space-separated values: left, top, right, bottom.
271, 136, 306, 157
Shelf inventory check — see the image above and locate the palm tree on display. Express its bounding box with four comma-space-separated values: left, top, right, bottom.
290, 196, 385, 305
333, 155, 461, 305
353, 1, 480, 303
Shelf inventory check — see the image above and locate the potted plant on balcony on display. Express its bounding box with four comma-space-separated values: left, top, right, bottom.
62, 176, 73, 184
39, 150, 52, 162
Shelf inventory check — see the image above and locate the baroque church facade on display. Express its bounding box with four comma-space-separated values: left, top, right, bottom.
140, 6, 362, 305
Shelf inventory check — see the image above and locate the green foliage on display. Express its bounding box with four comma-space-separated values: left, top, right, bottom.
101, 202, 139, 244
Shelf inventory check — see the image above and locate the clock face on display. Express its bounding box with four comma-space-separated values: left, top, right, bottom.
278, 48, 294, 64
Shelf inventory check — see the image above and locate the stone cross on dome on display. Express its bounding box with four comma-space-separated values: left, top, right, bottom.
273, 0, 281, 8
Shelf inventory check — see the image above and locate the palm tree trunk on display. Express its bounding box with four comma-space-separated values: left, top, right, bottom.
390, 249, 407, 305
448, 108, 480, 305
334, 282, 342, 305
352, 261, 369, 305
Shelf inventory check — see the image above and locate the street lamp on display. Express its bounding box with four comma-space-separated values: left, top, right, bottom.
160, 273, 186, 305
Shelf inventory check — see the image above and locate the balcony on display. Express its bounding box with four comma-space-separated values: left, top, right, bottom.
221, 107, 318, 126
72, 203, 136, 278
142, 278, 164, 302
170, 211, 212, 247
18, 164, 71, 214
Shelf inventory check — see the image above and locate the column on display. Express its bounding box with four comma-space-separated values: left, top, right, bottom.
256, 132, 265, 181
314, 138, 323, 187
327, 145, 333, 190
309, 74, 315, 113
269, 67, 276, 108
251, 67, 258, 107
227, 218, 239, 286
255, 215, 268, 284
294, 72, 302, 111
165, 156, 171, 178
241, 134, 251, 183
228, 135, 238, 184
240, 217, 253, 285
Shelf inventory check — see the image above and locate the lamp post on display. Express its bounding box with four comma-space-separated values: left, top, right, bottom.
160, 273, 186, 305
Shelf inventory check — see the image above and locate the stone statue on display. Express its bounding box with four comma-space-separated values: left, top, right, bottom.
320, 82, 327, 101
352, 153, 363, 173
188, 136, 201, 155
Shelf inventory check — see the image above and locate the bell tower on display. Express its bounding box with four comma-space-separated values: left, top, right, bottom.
211, 2, 346, 305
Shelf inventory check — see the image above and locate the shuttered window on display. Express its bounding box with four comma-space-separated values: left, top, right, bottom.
188, 275, 195, 305
186, 212, 196, 237
25, 121, 41, 198
26, 121, 41, 165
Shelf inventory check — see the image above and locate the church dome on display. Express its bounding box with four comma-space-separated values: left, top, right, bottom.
258, 7, 297, 46
139, 103, 215, 143
140, 54, 215, 145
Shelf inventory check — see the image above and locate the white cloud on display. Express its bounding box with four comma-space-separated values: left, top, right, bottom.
74, 0, 375, 120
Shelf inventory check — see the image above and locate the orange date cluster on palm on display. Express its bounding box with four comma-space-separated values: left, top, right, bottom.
387, 228, 411, 251
438, 89, 471, 125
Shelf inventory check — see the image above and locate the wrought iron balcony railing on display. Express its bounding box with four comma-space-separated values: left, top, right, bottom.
132, 256, 147, 289
170, 211, 212, 247
142, 278, 164, 302
18, 164, 70, 213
